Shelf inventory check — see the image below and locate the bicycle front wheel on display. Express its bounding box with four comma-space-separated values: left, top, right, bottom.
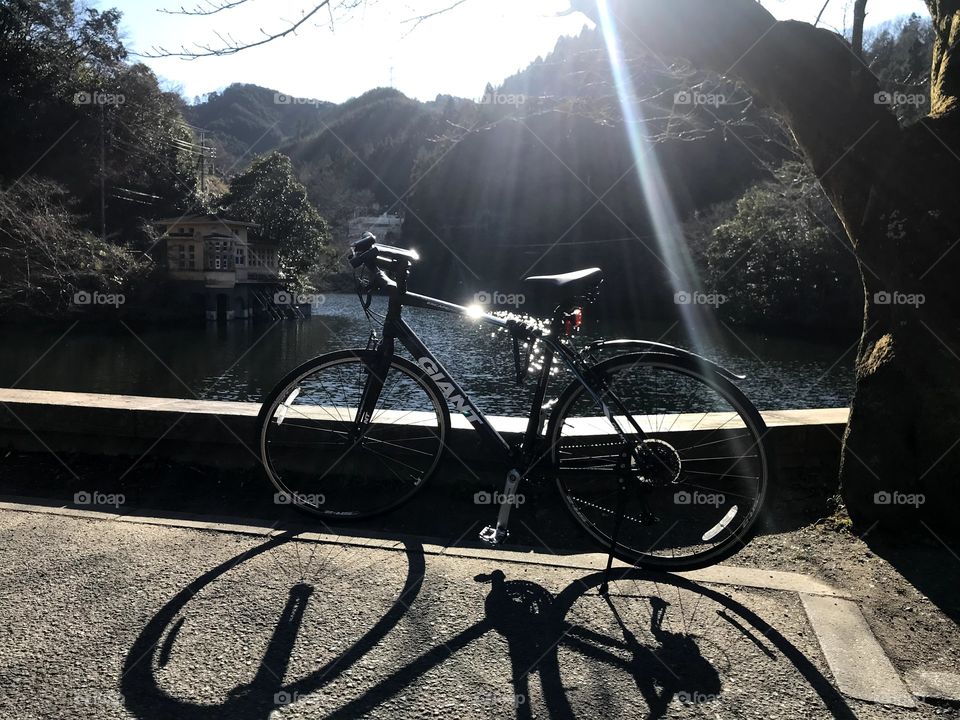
258, 350, 450, 519
548, 352, 769, 571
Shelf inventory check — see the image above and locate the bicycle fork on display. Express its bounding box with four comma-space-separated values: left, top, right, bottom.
353, 338, 394, 433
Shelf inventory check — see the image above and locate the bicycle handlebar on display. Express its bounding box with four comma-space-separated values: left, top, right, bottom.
351, 232, 376, 253
348, 233, 420, 274
349, 247, 378, 269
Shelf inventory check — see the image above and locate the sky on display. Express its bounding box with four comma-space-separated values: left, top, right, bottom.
103, 0, 930, 104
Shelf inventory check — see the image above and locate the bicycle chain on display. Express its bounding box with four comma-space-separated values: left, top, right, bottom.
568, 495, 647, 526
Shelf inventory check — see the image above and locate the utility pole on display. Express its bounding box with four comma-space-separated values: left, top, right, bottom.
199, 130, 206, 197
99, 101, 106, 242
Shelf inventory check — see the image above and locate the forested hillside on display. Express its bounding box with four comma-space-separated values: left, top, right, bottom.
2, 3, 931, 332
183, 83, 335, 170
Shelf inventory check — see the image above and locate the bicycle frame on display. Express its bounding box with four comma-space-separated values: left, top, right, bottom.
358, 284, 641, 470
351, 263, 656, 544
261, 246, 768, 563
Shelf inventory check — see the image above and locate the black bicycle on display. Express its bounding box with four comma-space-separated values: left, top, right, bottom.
257, 234, 770, 571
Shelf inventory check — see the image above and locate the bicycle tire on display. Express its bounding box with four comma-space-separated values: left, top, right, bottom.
547, 352, 770, 571
257, 349, 451, 520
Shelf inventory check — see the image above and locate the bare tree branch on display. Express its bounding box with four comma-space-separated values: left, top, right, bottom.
814, 0, 831, 27
158, 0, 250, 17
140, 1, 368, 58
141, 0, 472, 58
400, 0, 469, 34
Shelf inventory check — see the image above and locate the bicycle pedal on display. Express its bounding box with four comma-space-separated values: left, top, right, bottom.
479, 525, 509, 545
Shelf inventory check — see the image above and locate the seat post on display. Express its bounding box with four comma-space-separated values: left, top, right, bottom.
550, 305, 568, 337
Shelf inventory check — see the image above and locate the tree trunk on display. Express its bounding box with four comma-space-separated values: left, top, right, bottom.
852, 0, 868, 57
573, 0, 960, 530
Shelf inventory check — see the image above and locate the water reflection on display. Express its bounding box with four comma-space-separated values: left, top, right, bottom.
1, 294, 854, 412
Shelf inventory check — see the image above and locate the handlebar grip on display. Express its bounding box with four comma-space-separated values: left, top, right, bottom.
349, 247, 377, 268
351, 232, 376, 254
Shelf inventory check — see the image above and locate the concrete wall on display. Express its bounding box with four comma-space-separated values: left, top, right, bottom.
0, 389, 847, 479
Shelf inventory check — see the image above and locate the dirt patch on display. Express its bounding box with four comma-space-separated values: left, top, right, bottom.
732, 466, 960, 691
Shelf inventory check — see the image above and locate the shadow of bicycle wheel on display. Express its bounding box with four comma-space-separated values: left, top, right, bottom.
121, 533, 426, 719
326, 566, 857, 720
121, 538, 857, 720
537, 568, 858, 720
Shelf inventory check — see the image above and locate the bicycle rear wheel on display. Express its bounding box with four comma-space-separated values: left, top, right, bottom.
548, 352, 769, 571
257, 350, 450, 519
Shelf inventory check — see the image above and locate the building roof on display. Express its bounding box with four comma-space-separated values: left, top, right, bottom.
155, 214, 260, 229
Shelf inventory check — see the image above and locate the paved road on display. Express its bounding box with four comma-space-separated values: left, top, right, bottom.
0, 506, 940, 719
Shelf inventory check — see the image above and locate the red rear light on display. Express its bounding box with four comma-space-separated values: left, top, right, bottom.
564, 308, 583, 335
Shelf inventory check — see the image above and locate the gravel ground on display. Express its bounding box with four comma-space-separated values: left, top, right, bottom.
0, 506, 955, 719
0, 450, 958, 718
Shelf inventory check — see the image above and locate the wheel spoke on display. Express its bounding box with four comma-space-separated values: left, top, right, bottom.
259, 353, 445, 519
551, 355, 767, 570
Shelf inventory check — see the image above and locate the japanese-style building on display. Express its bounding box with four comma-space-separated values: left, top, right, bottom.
156, 214, 302, 320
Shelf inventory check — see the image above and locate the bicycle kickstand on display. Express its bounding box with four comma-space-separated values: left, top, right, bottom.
599, 476, 627, 597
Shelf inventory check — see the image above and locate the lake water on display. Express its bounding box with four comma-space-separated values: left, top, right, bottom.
1, 294, 857, 414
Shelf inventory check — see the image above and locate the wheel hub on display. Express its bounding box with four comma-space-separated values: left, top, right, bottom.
631, 438, 682, 487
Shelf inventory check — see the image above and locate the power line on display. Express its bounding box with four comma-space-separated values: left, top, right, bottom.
109, 193, 154, 207
112, 186, 163, 199
496, 235, 654, 248
170, 137, 211, 150
179, 121, 213, 133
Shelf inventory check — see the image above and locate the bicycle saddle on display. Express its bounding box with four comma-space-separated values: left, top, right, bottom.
523, 267, 603, 296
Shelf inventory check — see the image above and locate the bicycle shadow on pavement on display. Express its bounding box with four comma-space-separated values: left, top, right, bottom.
121, 540, 858, 720
121, 533, 427, 720
324, 568, 858, 720
476, 570, 723, 719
